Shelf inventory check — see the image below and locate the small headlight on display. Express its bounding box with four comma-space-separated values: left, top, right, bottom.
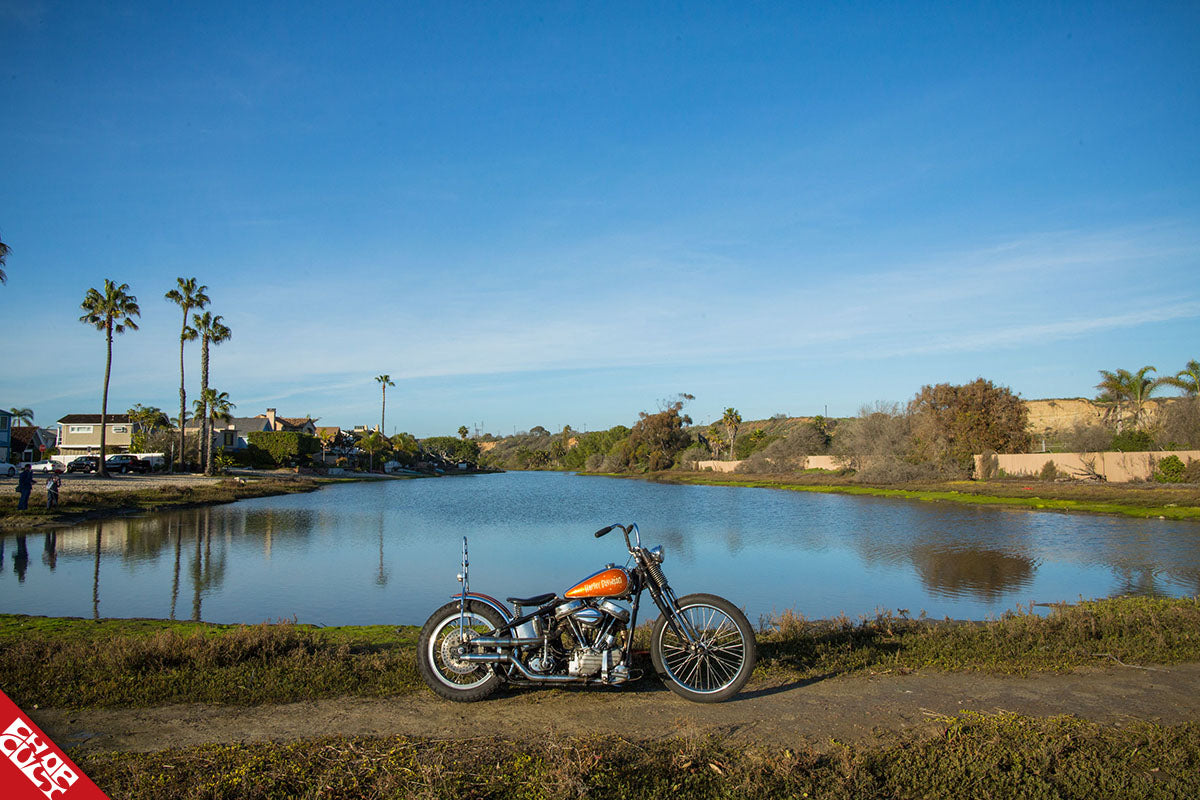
650, 545, 665, 564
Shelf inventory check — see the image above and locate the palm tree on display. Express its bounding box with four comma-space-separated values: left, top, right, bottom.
722, 407, 742, 460
1162, 359, 1200, 397
0, 233, 10, 284
192, 312, 233, 474
8, 408, 33, 427
359, 430, 388, 471
458, 425, 470, 440
375, 374, 395, 434
80, 280, 140, 477
193, 388, 236, 474
165, 278, 209, 471
1095, 366, 1161, 431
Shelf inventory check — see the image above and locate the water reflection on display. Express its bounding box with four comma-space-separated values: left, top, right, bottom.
0, 472, 1197, 624
909, 546, 1035, 599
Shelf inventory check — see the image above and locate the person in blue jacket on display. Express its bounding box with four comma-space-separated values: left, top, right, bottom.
16, 464, 34, 510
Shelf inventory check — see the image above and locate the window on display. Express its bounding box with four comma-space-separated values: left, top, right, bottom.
223, 431, 235, 447
0, 416, 8, 430
69, 425, 94, 434
111, 425, 129, 434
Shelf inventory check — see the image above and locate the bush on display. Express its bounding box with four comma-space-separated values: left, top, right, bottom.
1110, 429, 1155, 452
1039, 460, 1058, 481
246, 432, 320, 467
1155, 455, 1186, 483
1186, 458, 1200, 484
1063, 422, 1113, 453
854, 457, 943, 484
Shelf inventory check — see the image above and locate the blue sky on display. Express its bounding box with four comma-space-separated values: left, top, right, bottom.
2, 1, 1197, 436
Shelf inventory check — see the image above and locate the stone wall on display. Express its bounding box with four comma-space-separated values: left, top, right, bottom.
975, 450, 1200, 483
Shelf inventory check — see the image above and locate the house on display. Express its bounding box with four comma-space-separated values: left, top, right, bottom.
256, 408, 318, 435
0, 409, 10, 463
198, 409, 321, 452
203, 416, 274, 451
10, 426, 58, 464
56, 414, 139, 459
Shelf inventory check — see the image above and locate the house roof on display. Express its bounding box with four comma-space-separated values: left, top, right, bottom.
9, 426, 52, 451
58, 414, 133, 424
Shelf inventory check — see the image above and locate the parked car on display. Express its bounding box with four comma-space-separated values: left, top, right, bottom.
28, 460, 65, 474
67, 456, 100, 473
104, 454, 149, 474
0, 463, 17, 477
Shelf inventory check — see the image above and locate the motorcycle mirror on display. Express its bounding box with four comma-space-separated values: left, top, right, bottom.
594, 525, 615, 538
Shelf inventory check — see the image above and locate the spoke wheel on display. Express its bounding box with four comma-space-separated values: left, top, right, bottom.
651, 593, 756, 703
417, 600, 505, 702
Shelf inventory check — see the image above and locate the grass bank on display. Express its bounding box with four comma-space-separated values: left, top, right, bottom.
0, 477, 332, 531
2, 596, 1197, 709
652, 471, 1200, 520
76, 714, 1200, 799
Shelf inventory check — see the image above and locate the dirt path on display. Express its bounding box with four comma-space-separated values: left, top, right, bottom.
32, 663, 1200, 754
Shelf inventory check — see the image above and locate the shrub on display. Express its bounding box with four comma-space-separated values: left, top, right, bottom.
1155, 455, 1186, 483
1185, 458, 1200, 484
1110, 428, 1154, 452
1039, 460, 1058, 481
246, 432, 320, 467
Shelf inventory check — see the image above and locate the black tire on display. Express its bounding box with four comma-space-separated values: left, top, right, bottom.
651, 593, 757, 703
417, 600, 506, 702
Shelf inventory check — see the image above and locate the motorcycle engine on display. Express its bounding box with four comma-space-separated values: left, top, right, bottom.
554, 599, 630, 677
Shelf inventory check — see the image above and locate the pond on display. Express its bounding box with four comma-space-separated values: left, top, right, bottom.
1, 471, 1197, 625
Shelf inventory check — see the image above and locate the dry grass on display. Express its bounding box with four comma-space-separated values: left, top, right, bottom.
78, 714, 1200, 799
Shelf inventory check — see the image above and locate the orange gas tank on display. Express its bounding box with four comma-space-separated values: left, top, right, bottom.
565, 566, 631, 599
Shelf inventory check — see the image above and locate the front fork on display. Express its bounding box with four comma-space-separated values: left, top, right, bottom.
647, 580, 699, 645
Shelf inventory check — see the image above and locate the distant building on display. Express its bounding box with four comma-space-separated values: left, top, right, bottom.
0, 409, 10, 463
10, 425, 57, 464
56, 414, 138, 458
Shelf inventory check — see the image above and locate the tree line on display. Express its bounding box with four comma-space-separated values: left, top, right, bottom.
472, 360, 1200, 482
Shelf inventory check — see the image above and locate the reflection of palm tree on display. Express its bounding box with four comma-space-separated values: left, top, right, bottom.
170, 519, 182, 620
375, 512, 389, 586
92, 524, 103, 619
189, 508, 227, 621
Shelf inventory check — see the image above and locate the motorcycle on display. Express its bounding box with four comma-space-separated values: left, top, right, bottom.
417, 522, 757, 703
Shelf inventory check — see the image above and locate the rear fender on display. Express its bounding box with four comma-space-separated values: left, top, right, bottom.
450, 592, 513, 623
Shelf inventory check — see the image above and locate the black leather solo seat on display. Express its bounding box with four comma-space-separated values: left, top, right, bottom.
506, 592, 557, 607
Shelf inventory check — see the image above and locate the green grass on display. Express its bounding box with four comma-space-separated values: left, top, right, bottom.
2, 596, 1198, 710
0, 477, 327, 530
77, 714, 1200, 799
657, 472, 1200, 520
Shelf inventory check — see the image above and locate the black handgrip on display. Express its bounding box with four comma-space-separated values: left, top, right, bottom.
594, 525, 615, 538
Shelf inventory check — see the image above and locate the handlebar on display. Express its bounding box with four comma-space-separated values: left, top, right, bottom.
593, 523, 641, 551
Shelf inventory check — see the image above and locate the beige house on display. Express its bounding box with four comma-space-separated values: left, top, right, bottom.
56, 414, 138, 458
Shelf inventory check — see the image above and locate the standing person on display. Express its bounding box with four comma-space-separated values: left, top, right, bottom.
16, 464, 33, 510
46, 473, 61, 509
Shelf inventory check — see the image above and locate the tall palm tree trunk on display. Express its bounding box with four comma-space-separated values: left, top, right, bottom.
381, 385, 386, 434
99, 323, 112, 476
178, 323, 187, 470
200, 337, 212, 475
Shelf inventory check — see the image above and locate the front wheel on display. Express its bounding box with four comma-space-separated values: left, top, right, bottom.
417, 601, 506, 702
651, 593, 757, 703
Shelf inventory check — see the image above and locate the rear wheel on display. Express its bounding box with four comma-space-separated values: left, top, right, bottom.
417, 601, 506, 702
651, 593, 756, 703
